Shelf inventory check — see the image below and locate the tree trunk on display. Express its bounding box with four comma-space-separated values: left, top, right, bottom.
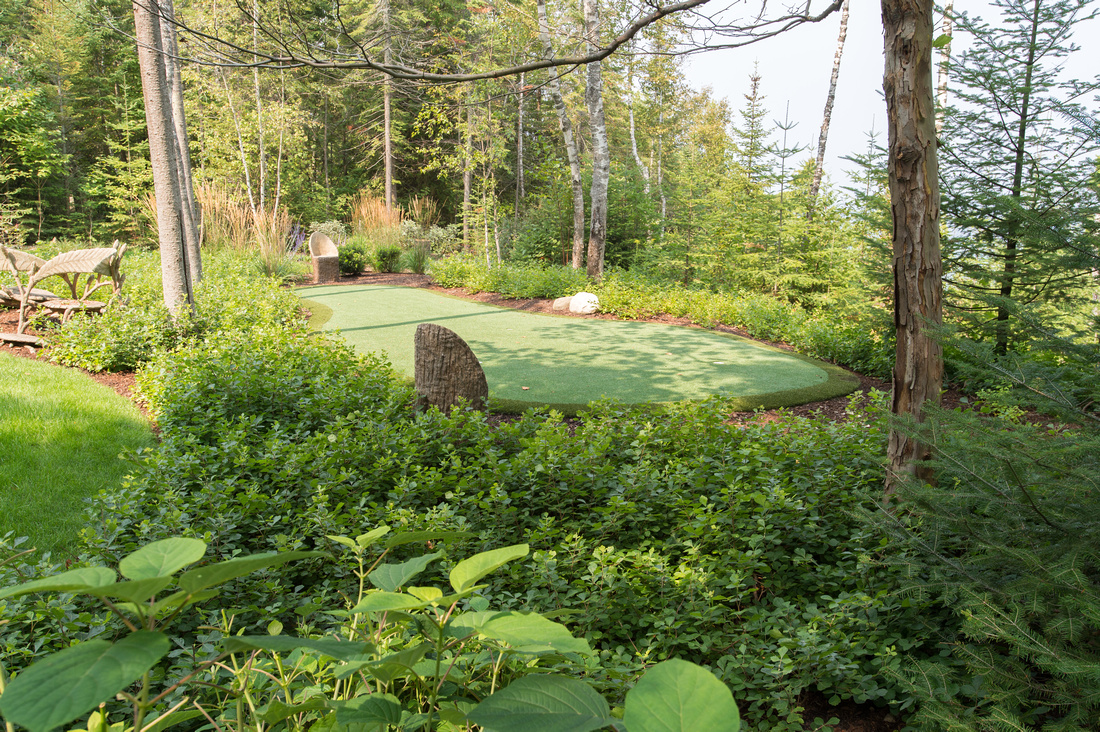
158, 0, 202, 280
996, 0, 1042, 356
537, 0, 585, 269
583, 0, 610, 280
463, 96, 472, 249
628, 54, 650, 194
133, 0, 195, 316
515, 71, 525, 218
220, 69, 257, 212
935, 0, 953, 135
808, 0, 849, 219
882, 0, 944, 495
252, 8, 266, 210
383, 0, 394, 212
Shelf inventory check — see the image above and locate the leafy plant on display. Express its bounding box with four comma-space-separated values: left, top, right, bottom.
372, 244, 402, 273
0, 533, 741, 732
338, 239, 369, 276
0, 537, 320, 732
402, 244, 430, 275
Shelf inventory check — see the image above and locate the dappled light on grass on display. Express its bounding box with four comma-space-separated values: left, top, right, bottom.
0, 353, 154, 555
301, 284, 856, 412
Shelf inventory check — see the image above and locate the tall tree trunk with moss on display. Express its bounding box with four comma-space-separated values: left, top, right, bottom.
537, 0, 585, 269
881, 0, 944, 494
133, 0, 196, 316
808, 0, 849, 220
583, 0, 609, 279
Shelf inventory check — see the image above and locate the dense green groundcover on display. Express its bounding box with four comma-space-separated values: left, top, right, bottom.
298, 284, 859, 413
0, 329, 940, 730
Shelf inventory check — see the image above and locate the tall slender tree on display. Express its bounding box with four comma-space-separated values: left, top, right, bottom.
939, 0, 1099, 354
808, 0, 849, 218
582, 0, 610, 278
132, 0, 198, 314
537, 0, 585, 268
881, 0, 943, 493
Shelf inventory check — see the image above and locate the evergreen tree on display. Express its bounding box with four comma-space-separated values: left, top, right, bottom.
939, 0, 1100, 354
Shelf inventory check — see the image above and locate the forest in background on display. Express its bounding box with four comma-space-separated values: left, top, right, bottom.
1, 0, 1097, 352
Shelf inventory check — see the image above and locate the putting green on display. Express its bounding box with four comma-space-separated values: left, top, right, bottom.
299, 285, 858, 412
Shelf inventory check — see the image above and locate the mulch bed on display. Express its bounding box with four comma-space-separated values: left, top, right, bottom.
4, 275, 911, 731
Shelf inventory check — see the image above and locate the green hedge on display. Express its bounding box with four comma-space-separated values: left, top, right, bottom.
42, 250, 304, 372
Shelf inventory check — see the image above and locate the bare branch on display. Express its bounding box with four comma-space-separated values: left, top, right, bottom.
127, 0, 842, 84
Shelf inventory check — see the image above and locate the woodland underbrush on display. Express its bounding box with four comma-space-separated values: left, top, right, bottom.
1, 328, 935, 730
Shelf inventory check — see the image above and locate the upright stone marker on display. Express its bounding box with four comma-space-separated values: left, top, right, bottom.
414, 323, 489, 412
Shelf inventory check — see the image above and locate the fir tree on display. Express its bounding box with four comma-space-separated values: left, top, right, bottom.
939, 0, 1100, 354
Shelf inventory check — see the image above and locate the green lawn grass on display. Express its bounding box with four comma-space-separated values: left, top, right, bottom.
299, 285, 859, 413
0, 353, 155, 557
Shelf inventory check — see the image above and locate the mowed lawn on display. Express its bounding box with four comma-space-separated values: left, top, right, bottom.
0, 353, 155, 556
299, 285, 858, 412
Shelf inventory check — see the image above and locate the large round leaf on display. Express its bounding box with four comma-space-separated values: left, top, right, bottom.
468, 675, 613, 732
119, 537, 207, 580
449, 544, 529, 593
0, 631, 171, 732
622, 660, 740, 732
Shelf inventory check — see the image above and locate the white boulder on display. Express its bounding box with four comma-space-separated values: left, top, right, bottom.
552, 296, 573, 311
568, 292, 600, 314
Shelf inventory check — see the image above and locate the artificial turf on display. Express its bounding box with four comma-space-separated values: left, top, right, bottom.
299, 285, 859, 413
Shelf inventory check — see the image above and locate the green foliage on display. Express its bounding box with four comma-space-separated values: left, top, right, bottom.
402, 243, 430, 274
372, 244, 403, 273
43, 249, 304, 372
939, 0, 1100, 352
873, 324, 1100, 730
430, 255, 590, 299
134, 327, 410, 436
337, 239, 368, 276
0, 534, 738, 732
46, 330, 930, 728
310, 220, 348, 247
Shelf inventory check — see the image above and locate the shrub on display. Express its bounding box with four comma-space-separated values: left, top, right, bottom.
338, 239, 369, 275
372, 244, 403, 273
309, 220, 348, 247
873, 326, 1100, 730
45, 249, 304, 372
402, 243, 430, 274
69, 331, 930, 728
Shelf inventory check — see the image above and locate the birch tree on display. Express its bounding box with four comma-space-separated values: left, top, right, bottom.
582, 0, 610, 278
538, 0, 586, 269
808, 0, 849, 219
133, 0, 199, 315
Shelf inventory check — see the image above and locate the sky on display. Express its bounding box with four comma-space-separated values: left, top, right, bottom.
683, 0, 1099, 191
